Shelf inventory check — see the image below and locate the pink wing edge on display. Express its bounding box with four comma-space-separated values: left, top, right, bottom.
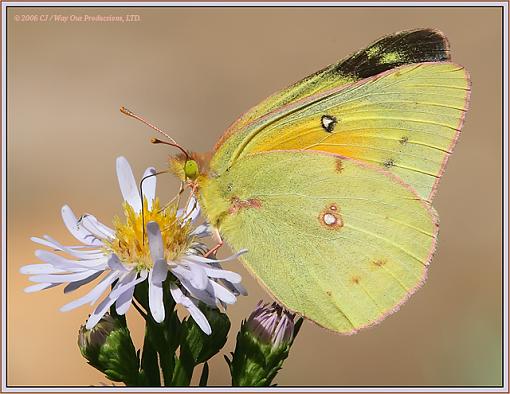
428, 68, 472, 201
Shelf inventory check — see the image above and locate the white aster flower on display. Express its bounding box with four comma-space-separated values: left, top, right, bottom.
21, 156, 236, 330
146, 221, 246, 335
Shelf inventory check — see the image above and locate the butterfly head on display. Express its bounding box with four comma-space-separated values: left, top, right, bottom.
169, 151, 212, 183
184, 158, 199, 180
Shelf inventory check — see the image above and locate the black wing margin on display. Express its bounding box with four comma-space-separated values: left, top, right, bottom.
334, 28, 450, 79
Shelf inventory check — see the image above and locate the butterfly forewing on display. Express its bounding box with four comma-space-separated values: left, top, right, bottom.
212, 62, 469, 201
212, 29, 452, 176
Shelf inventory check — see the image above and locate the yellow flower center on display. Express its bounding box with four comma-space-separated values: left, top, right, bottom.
104, 198, 194, 271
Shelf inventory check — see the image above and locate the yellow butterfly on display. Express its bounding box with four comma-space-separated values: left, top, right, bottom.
133, 29, 471, 334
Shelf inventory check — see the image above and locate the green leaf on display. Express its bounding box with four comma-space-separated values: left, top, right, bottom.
181, 305, 231, 364
171, 304, 231, 386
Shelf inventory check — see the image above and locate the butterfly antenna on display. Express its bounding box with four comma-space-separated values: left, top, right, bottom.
120, 106, 190, 161
120, 106, 177, 143
151, 138, 190, 162
139, 170, 168, 244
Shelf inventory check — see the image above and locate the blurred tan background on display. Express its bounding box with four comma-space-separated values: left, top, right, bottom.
6, 6, 503, 387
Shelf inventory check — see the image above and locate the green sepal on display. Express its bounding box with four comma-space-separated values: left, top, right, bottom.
291, 317, 304, 345
96, 325, 145, 386
229, 320, 294, 387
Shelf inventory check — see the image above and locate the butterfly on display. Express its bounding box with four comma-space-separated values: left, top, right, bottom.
142, 29, 471, 334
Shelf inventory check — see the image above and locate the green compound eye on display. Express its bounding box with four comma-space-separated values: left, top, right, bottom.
184, 159, 199, 180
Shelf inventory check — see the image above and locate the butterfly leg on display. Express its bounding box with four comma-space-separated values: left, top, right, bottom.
159, 181, 185, 214
204, 228, 224, 258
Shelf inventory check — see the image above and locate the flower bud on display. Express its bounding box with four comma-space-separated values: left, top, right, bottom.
228, 301, 302, 386
78, 313, 118, 365
78, 312, 143, 385
245, 302, 295, 349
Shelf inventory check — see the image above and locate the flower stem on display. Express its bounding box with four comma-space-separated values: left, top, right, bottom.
140, 327, 161, 386
199, 362, 209, 386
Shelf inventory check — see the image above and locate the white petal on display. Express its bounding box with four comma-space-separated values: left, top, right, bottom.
80, 215, 115, 240
32, 235, 96, 254
107, 254, 129, 272
151, 258, 168, 284
187, 243, 208, 256
61, 205, 103, 246
170, 284, 211, 335
224, 281, 248, 296
171, 265, 194, 284
37, 236, 105, 260
115, 271, 137, 315
190, 224, 211, 238
86, 271, 147, 329
35, 250, 106, 271
147, 222, 164, 261
31, 236, 66, 250
86, 297, 117, 330
29, 270, 100, 284
20, 263, 66, 275
115, 286, 135, 315
206, 268, 242, 284
209, 281, 237, 304
24, 283, 59, 293
178, 195, 201, 225
142, 167, 157, 210
64, 271, 103, 293
148, 271, 165, 323
109, 270, 148, 300
34, 249, 79, 270
185, 261, 242, 284
186, 262, 209, 290
183, 249, 248, 265
173, 274, 217, 307
116, 156, 142, 212
60, 272, 120, 312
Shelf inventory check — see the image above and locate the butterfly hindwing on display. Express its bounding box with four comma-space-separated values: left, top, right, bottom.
199, 150, 438, 333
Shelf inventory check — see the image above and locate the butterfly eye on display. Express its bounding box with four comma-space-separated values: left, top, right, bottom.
184, 160, 199, 180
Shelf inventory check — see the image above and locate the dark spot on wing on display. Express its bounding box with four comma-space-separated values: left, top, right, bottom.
229, 197, 262, 215
321, 115, 337, 132
372, 260, 386, 268
383, 159, 395, 168
399, 136, 409, 145
318, 203, 343, 230
335, 158, 344, 173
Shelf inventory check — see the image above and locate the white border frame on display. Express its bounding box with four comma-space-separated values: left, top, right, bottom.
1, 2, 508, 392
